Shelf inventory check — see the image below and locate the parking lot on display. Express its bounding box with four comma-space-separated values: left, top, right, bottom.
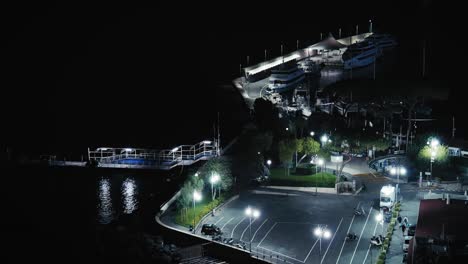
198, 191, 387, 264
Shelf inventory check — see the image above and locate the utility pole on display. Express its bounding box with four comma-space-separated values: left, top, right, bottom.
264, 49, 267, 61
297, 39, 299, 50
356, 24, 359, 35
373, 54, 376, 80
217, 112, 221, 156
247, 55, 249, 66
452, 116, 456, 138
422, 40, 426, 78
339, 28, 342, 38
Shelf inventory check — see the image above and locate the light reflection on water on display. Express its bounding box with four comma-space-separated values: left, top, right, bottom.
122, 178, 138, 214
97, 178, 113, 224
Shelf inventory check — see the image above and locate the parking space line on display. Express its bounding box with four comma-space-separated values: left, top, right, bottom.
302, 238, 319, 263
336, 201, 361, 264
231, 216, 247, 238
240, 219, 257, 242
214, 217, 224, 226
257, 222, 278, 248
362, 214, 379, 264
221, 217, 235, 231
258, 245, 305, 263
349, 203, 373, 264
250, 218, 269, 243
321, 217, 343, 263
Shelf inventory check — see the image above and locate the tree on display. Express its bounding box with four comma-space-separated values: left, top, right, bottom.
198, 157, 233, 199
418, 145, 449, 165
297, 137, 320, 164
176, 181, 194, 222
278, 139, 296, 176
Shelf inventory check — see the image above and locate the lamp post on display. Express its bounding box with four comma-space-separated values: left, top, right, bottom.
320, 134, 328, 147
390, 166, 406, 203
192, 190, 202, 233
314, 225, 331, 261
317, 158, 324, 193
267, 159, 272, 170
245, 207, 260, 252
210, 173, 220, 201
427, 137, 439, 182
376, 213, 384, 235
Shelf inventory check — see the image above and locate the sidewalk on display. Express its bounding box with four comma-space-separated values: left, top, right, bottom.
386, 199, 420, 264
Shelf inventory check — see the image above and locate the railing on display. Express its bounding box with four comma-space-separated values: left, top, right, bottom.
88, 140, 218, 169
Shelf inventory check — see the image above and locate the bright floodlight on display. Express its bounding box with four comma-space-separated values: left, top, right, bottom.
171, 147, 179, 152
376, 213, 383, 222
328, 139, 332, 143
310, 159, 314, 164
400, 167, 407, 175
253, 209, 260, 218
314, 227, 323, 237
210, 173, 220, 184
317, 159, 324, 166
321, 135, 328, 143
124, 148, 133, 152
203, 140, 212, 144
195, 172, 199, 177
390, 167, 397, 175
245, 207, 252, 216
193, 191, 202, 201
323, 230, 332, 239
430, 139, 440, 148
267, 160, 272, 166
431, 151, 436, 157
310, 131, 315, 136
286, 127, 289, 131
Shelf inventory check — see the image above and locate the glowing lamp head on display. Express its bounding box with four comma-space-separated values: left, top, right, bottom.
310, 131, 315, 136
210, 173, 220, 184
314, 227, 323, 237
267, 160, 272, 166
400, 167, 407, 175
323, 230, 332, 239
390, 167, 397, 175
430, 139, 440, 148
193, 191, 202, 202
317, 159, 324, 166
245, 207, 252, 216
253, 209, 260, 218
321, 135, 328, 143
376, 213, 383, 222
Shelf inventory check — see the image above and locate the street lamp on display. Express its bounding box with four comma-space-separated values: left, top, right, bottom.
245, 207, 260, 252
210, 172, 220, 201
321, 134, 328, 146
427, 137, 440, 182
314, 225, 331, 261
310, 131, 315, 137
192, 190, 202, 233
194, 172, 199, 177
376, 213, 384, 235
390, 166, 406, 203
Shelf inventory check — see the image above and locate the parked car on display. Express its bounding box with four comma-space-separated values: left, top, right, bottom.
403, 236, 412, 252
407, 224, 416, 236
201, 224, 222, 236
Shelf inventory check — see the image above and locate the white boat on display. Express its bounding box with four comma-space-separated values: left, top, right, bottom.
342, 40, 382, 70
365, 33, 397, 49
266, 62, 305, 93
297, 59, 321, 76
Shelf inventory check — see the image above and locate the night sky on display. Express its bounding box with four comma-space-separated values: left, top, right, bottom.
3, 1, 465, 156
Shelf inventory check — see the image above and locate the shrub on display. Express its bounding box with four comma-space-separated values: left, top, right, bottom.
376, 259, 385, 264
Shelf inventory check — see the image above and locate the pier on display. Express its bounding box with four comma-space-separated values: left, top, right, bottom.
87, 140, 218, 170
